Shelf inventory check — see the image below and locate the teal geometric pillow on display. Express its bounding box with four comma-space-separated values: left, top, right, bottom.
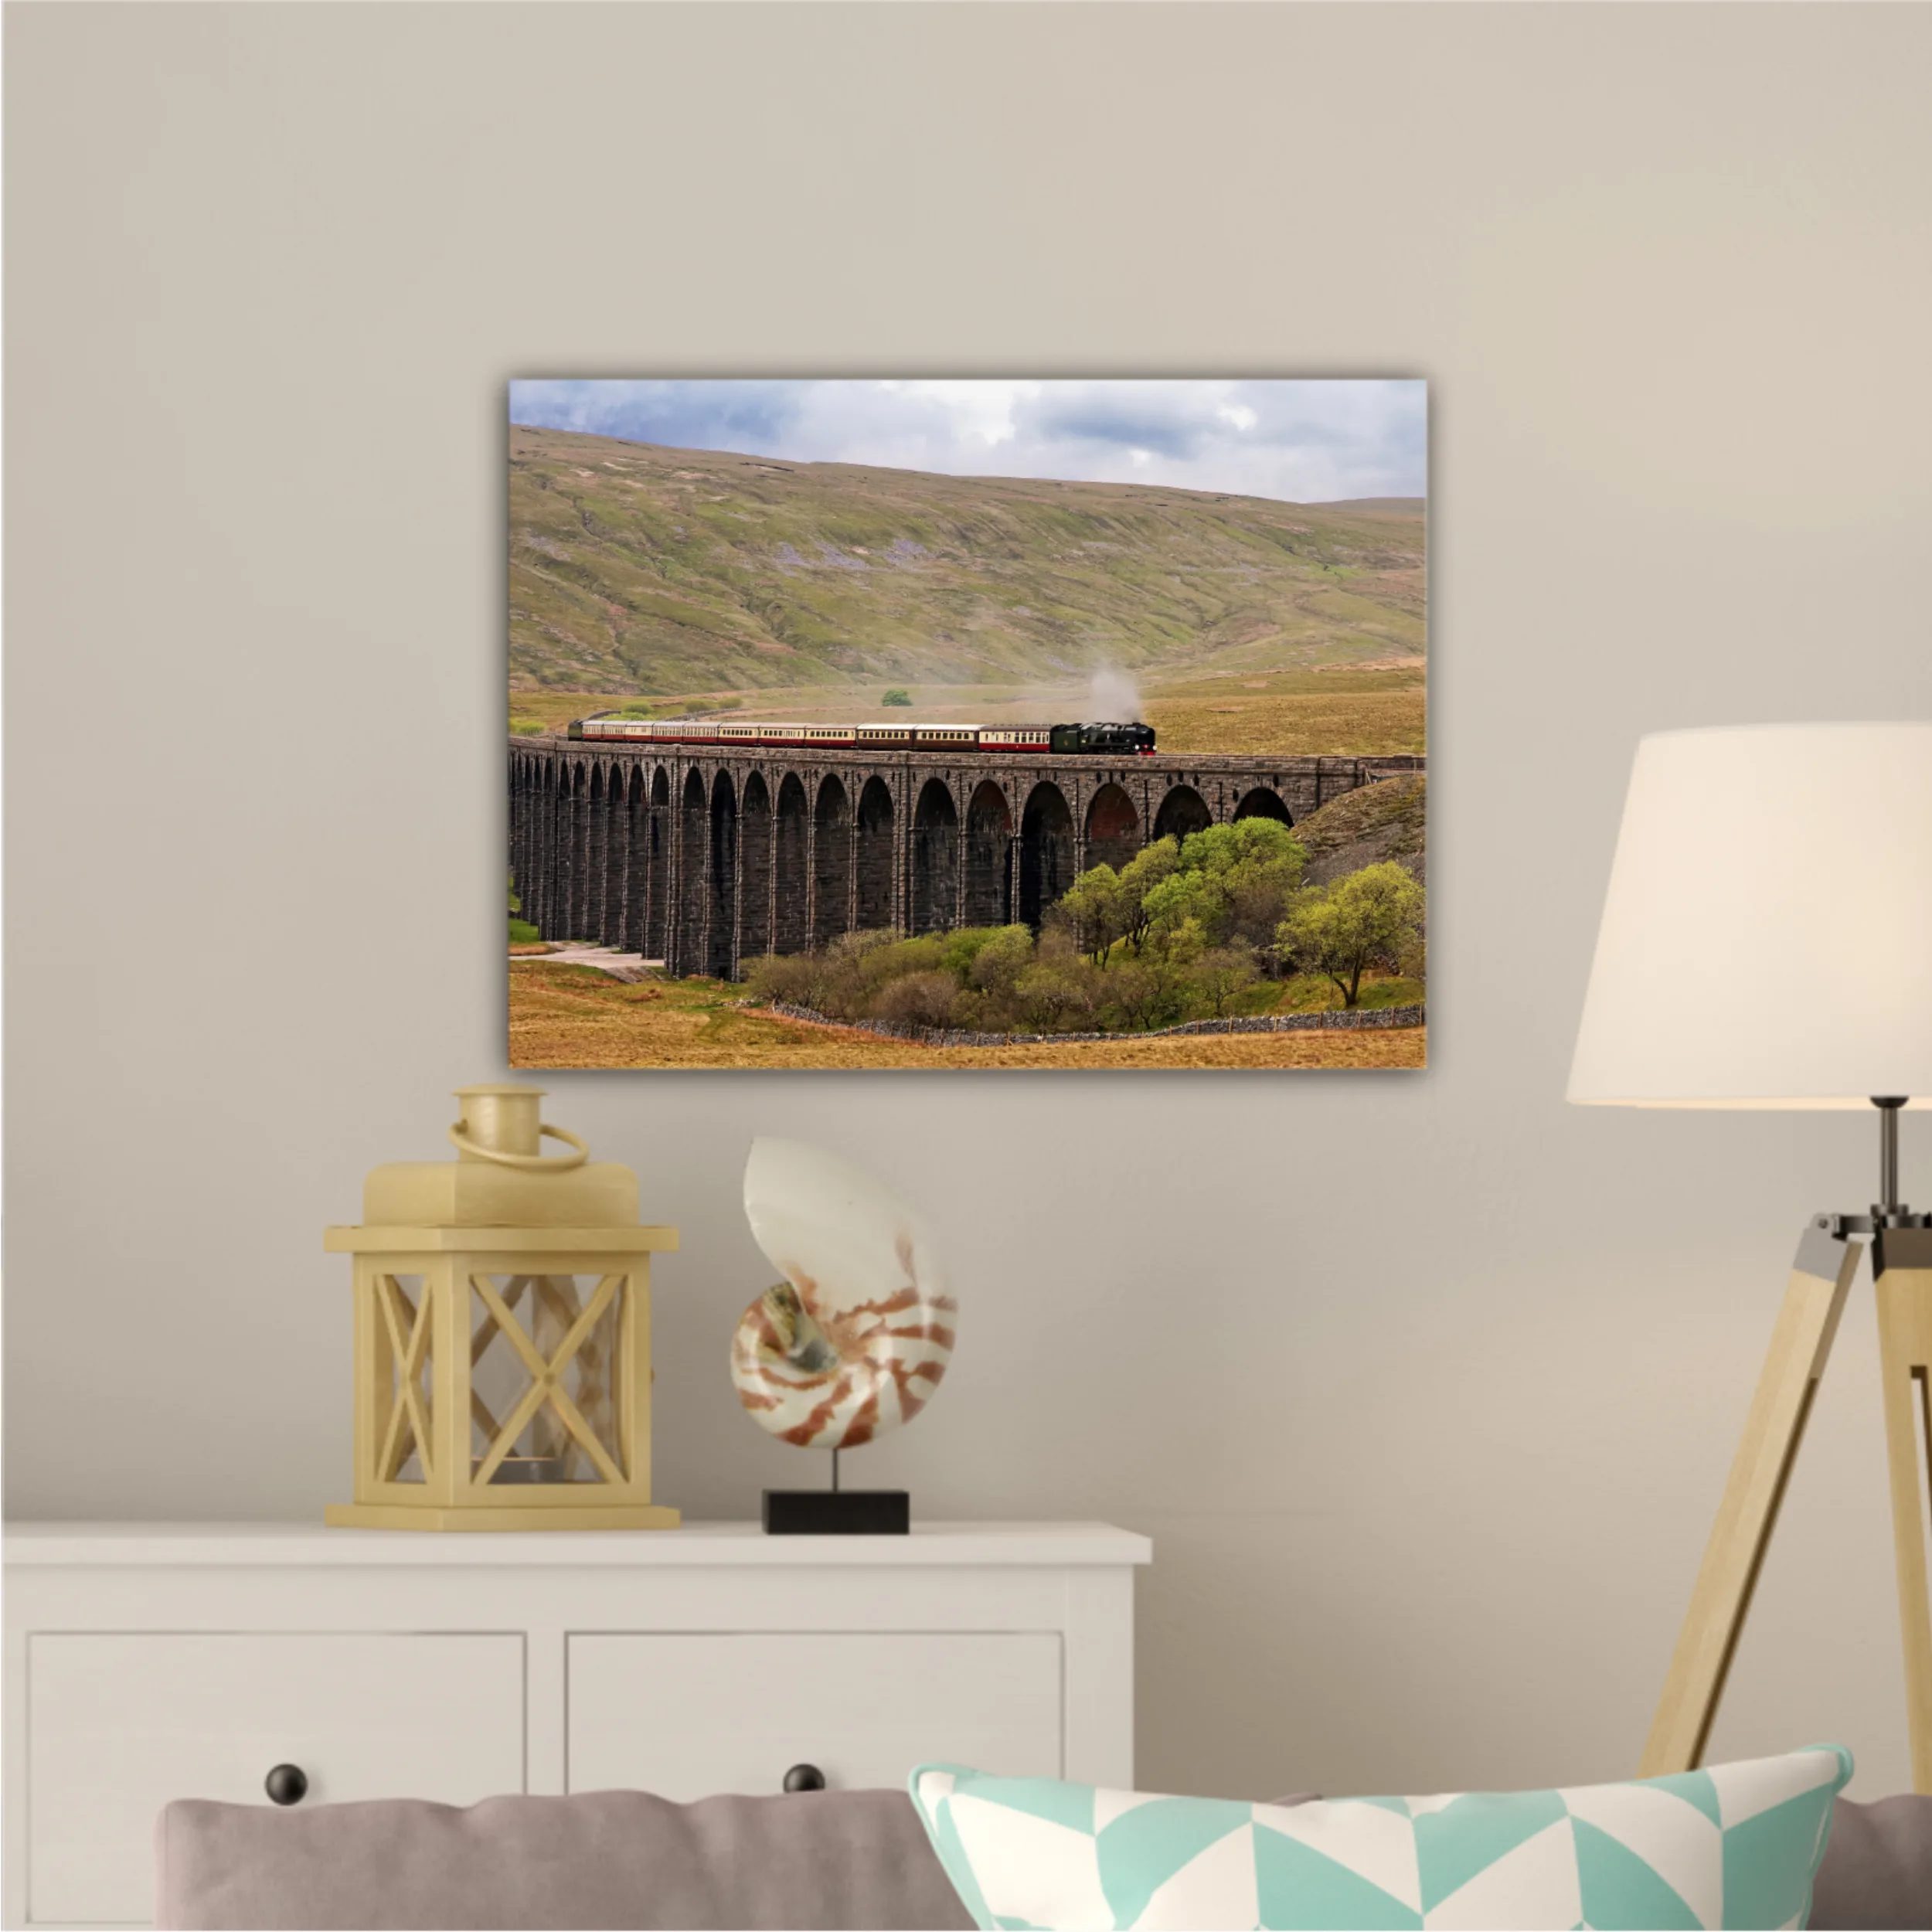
910, 1746, 1851, 1930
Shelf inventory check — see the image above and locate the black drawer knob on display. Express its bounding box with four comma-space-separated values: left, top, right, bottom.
264, 1764, 308, 1806
782, 1763, 825, 1793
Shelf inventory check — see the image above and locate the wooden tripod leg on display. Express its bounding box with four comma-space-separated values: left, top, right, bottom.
1639, 1224, 1863, 1777
1874, 1229, 1932, 1794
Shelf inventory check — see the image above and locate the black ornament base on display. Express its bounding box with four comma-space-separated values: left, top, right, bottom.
762, 1488, 910, 1536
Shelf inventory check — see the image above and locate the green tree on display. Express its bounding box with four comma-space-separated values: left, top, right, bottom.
1141, 819, 1306, 954
1194, 942, 1259, 1016
1015, 938, 1100, 1032
1277, 862, 1424, 1009
881, 688, 913, 707
1059, 864, 1127, 964
966, 925, 1036, 1026
1100, 958, 1184, 1032
1114, 838, 1180, 952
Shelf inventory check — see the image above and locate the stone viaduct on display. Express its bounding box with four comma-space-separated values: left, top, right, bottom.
509, 736, 1425, 981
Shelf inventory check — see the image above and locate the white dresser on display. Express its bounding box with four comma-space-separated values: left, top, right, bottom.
2, 1521, 1150, 1930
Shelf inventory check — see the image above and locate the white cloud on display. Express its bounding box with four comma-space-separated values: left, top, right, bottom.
506, 378, 1425, 503
881, 379, 1038, 448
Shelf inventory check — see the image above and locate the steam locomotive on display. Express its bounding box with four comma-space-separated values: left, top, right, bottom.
566, 716, 1158, 756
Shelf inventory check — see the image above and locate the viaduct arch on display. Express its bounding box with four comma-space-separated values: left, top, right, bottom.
510, 738, 1423, 981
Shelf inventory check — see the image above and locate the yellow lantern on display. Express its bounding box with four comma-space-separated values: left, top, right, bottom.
324, 1085, 679, 1531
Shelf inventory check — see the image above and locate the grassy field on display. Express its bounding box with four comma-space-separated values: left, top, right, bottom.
512, 662, 1425, 758
1271, 970, 1424, 1013
509, 961, 1425, 1071
1145, 665, 1423, 757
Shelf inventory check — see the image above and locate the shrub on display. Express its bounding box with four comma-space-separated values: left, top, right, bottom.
968, 926, 1036, 997
881, 688, 913, 707
872, 970, 963, 1030
1193, 942, 1260, 1016
945, 985, 992, 1030
1015, 933, 1100, 1032
744, 951, 818, 1007
937, 926, 1007, 978
1099, 959, 1185, 1032
802, 946, 873, 1019
509, 873, 538, 944
1015, 963, 1097, 1031
859, 934, 944, 989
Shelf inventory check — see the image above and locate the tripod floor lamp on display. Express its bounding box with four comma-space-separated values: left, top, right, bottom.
1569, 722, 1932, 1788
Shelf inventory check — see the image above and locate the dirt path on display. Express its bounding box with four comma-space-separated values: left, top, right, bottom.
509, 944, 656, 983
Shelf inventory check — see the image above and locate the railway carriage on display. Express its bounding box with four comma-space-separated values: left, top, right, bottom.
565, 716, 1157, 755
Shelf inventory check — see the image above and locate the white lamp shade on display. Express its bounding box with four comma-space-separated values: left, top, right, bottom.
1569, 723, 1932, 1108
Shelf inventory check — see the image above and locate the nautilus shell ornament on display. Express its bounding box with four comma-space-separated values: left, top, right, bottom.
730, 1139, 957, 1450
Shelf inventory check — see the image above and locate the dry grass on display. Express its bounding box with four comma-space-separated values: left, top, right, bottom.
1148, 682, 1423, 757
510, 690, 645, 735
511, 665, 1425, 759
509, 962, 1425, 1071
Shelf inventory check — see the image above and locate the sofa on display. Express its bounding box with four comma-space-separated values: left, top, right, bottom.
157, 1785, 1932, 1930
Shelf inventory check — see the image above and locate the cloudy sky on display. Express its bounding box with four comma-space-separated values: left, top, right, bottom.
508, 379, 1425, 504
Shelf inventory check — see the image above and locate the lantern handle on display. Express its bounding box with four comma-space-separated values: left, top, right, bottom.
447, 1121, 590, 1170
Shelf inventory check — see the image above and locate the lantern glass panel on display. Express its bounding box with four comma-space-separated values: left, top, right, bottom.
469, 1273, 625, 1486
376, 1274, 432, 1485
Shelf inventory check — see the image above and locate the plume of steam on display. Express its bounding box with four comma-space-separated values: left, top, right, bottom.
1085, 665, 1145, 723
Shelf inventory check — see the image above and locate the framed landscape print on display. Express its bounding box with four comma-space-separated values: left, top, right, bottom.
508, 379, 1426, 1070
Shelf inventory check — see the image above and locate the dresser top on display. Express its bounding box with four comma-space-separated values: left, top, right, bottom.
3, 1520, 1151, 1568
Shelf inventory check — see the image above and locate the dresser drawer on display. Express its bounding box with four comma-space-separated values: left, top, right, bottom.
567, 1631, 1062, 1800
28, 1631, 524, 1926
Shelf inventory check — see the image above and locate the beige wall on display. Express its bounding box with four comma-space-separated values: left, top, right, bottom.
8, 2, 1931, 1800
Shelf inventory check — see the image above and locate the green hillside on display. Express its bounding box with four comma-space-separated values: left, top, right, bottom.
509, 425, 1424, 696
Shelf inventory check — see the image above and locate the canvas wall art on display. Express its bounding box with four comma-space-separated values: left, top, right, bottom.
507, 379, 1426, 1070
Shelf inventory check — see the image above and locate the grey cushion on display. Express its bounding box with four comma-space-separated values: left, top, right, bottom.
156, 1788, 975, 1931
155, 1784, 1932, 1930
1811, 1794, 1932, 1930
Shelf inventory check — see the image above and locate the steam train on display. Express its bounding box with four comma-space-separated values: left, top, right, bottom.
566, 716, 1158, 756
